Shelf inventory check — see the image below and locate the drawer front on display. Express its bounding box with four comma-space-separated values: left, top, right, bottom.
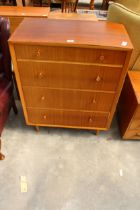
128, 107, 140, 131
124, 130, 140, 140
133, 106, 140, 120
23, 87, 115, 112
27, 108, 109, 129
15, 45, 126, 65
129, 118, 140, 130
129, 106, 140, 130
18, 61, 122, 91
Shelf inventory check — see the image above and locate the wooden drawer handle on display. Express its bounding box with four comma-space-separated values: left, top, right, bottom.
38, 72, 44, 78
99, 55, 105, 61
95, 75, 101, 82
89, 117, 93, 123
36, 48, 40, 57
92, 98, 96, 104
43, 115, 47, 119
41, 96, 45, 101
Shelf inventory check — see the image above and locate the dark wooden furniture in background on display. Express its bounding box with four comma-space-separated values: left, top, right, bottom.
32, 0, 51, 7
90, 0, 94, 10
9, 19, 132, 134
61, 0, 94, 11
0, 0, 25, 6
118, 71, 140, 139
61, 0, 78, 12
0, 6, 50, 34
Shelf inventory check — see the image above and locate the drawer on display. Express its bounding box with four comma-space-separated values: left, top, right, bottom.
129, 119, 140, 130
27, 108, 109, 129
15, 45, 126, 65
133, 106, 140, 119
124, 130, 140, 140
18, 61, 122, 91
23, 87, 115, 112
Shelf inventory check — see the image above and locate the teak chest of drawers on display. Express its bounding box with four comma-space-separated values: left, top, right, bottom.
118, 71, 140, 139
0, 6, 50, 34
9, 18, 133, 133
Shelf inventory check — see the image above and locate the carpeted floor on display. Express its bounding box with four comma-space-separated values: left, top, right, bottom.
1, 101, 140, 210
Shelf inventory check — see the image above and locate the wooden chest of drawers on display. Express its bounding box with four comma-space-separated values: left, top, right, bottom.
118, 71, 140, 139
9, 19, 133, 133
0, 6, 50, 34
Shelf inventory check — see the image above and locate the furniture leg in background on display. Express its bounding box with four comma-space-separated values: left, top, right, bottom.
61, 0, 78, 12
90, 0, 94, 10
22, 0, 26, 6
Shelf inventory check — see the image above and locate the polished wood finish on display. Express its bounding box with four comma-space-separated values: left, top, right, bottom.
9, 19, 133, 132
0, 6, 50, 33
17, 61, 122, 91
15, 45, 126, 64
48, 12, 98, 21
23, 87, 115, 111
118, 71, 140, 139
9, 19, 133, 49
27, 108, 109, 129
0, 6, 50, 17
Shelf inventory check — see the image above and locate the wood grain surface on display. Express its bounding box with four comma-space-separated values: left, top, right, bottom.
9, 18, 133, 50
9, 19, 133, 132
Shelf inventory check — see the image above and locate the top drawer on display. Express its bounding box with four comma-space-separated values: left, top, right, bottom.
14, 45, 126, 65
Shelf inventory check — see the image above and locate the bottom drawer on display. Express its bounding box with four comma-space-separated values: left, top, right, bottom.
124, 130, 140, 140
129, 119, 140, 130
27, 108, 109, 129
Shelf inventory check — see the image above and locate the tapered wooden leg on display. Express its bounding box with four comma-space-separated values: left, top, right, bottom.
95, 130, 100, 135
0, 138, 5, 160
35, 126, 40, 132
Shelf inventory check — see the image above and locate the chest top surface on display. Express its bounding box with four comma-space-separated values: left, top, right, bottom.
0, 6, 50, 17
9, 18, 133, 50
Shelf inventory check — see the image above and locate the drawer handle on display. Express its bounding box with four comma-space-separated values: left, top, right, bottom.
95, 75, 101, 82
43, 115, 47, 119
36, 48, 40, 57
92, 98, 96, 104
41, 96, 45, 101
99, 55, 105, 61
89, 117, 93, 123
38, 72, 44, 78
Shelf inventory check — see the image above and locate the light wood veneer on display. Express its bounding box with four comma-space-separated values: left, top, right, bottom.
9, 19, 133, 132
0, 6, 50, 34
118, 71, 140, 139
